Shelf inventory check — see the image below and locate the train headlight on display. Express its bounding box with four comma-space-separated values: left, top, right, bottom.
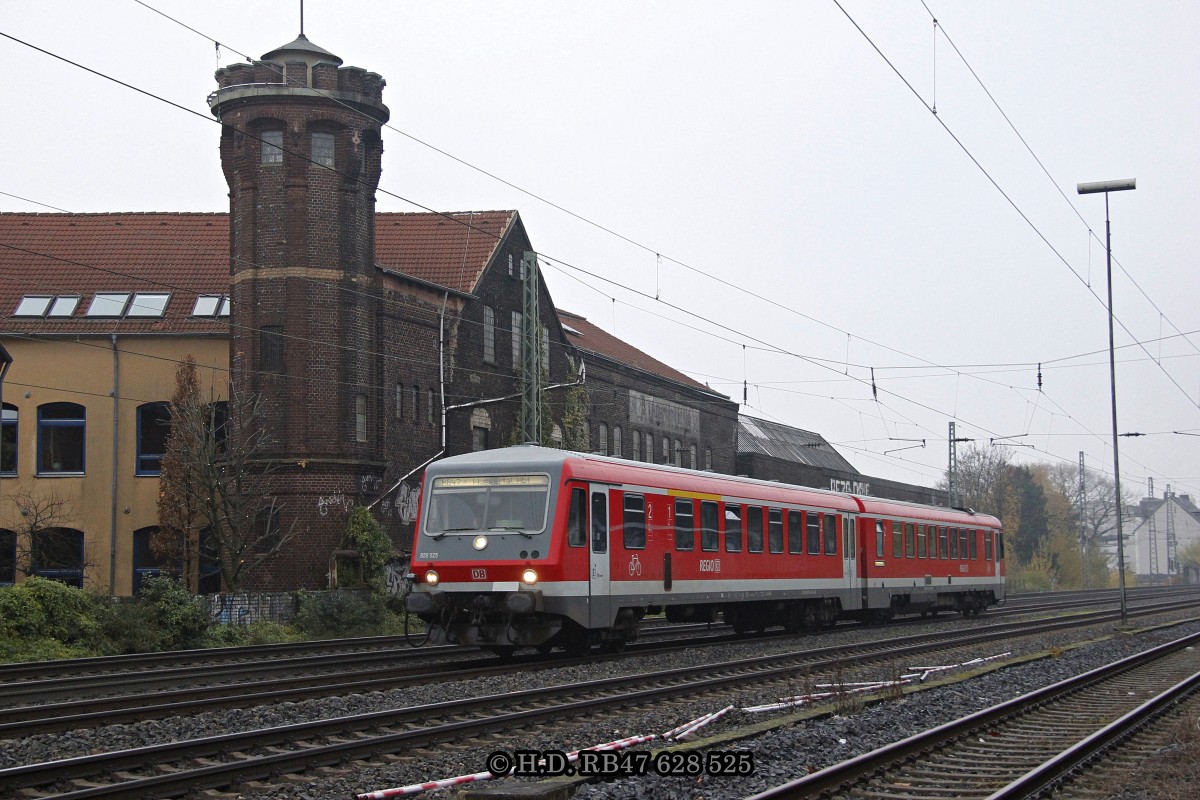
472, 535, 488, 551
521, 568, 539, 585
424, 569, 440, 586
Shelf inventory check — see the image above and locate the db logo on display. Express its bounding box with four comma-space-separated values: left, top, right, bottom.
471, 568, 488, 580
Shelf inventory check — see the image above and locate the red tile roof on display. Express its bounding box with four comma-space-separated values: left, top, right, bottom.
375, 211, 516, 295
0, 211, 517, 335
0, 212, 230, 336
557, 308, 721, 395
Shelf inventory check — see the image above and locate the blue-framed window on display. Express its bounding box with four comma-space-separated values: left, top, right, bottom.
132, 526, 181, 594
0, 528, 15, 585
1, 403, 16, 476
31, 527, 84, 588
136, 402, 171, 476
37, 402, 85, 474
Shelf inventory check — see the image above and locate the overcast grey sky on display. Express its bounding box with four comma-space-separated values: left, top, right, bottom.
2, 1, 1197, 497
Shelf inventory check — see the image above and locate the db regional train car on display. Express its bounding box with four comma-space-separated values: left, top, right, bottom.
405, 445, 1004, 655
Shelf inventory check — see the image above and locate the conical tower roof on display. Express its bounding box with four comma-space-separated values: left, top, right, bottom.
261, 33, 343, 67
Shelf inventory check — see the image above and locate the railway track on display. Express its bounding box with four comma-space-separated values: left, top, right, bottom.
2, 599, 1197, 798
3, 593, 1197, 740
746, 628, 1200, 800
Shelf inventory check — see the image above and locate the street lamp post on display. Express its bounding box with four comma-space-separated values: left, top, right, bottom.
1076, 178, 1135, 624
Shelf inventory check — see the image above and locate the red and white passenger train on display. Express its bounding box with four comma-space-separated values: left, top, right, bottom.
406, 445, 1005, 655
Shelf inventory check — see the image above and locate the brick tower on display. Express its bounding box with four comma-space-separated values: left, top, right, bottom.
209, 34, 389, 590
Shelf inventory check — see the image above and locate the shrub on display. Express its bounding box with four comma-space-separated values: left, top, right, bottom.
0, 584, 47, 638
98, 576, 209, 653
341, 507, 393, 590
293, 589, 405, 638
202, 620, 301, 648
18, 576, 101, 645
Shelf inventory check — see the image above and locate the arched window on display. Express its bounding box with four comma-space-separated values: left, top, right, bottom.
1, 403, 16, 477
136, 402, 171, 475
132, 525, 182, 594
0, 528, 15, 585
31, 527, 85, 587
311, 131, 335, 168
38, 402, 85, 474
394, 383, 404, 419
355, 395, 367, 442
632, 430, 641, 461
598, 423, 608, 455
613, 426, 623, 459
261, 130, 284, 164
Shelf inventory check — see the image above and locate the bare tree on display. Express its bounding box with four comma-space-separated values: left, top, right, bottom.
156, 356, 204, 591
5, 488, 96, 581
157, 370, 298, 593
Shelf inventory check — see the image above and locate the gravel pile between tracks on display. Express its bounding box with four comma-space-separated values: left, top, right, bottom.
2, 613, 1197, 800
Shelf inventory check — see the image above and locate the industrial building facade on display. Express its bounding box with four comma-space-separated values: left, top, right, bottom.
0, 32, 939, 595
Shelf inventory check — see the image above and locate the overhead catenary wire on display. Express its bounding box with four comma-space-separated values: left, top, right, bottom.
0, 18, 1190, 494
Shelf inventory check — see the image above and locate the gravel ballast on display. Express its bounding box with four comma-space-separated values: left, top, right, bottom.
2, 612, 1197, 799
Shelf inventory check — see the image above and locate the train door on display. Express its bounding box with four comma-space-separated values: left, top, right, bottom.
588, 486, 612, 628
842, 514, 861, 610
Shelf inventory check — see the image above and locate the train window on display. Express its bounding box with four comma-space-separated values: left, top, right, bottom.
747, 507, 764, 553
591, 492, 607, 554
567, 487, 587, 547
998, 532, 1005, 560
959, 528, 969, 559
968, 529, 978, 560
984, 530, 993, 561
824, 514, 837, 556
928, 524, 938, 559
675, 498, 695, 551
788, 510, 803, 554
844, 517, 854, 558
875, 520, 885, 558
623, 494, 646, 549
892, 521, 903, 558
949, 527, 959, 559
917, 525, 927, 559
807, 513, 821, 555
904, 523, 915, 559
725, 505, 742, 553
768, 509, 784, 554
701, 501, 719, 551
939, 527, 948, 559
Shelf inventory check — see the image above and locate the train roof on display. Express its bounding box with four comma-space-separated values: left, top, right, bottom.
427, 446, 860, 509
425, 446, 1001, 527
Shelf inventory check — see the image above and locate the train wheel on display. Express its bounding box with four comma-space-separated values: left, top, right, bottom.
484, 645, 517, 658
602, 638, 627, 655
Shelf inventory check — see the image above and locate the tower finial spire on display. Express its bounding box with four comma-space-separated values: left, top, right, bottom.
300, 0, 304, 36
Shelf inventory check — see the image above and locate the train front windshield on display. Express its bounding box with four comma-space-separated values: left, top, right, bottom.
423, 474, 551, 536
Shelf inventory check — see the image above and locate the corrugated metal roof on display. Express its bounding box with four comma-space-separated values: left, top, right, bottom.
737, 414, 859, 473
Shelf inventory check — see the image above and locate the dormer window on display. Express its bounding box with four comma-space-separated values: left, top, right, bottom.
14, 296, 52, 316
261, 130, 284, 165
48, 296, 80, 316
125, 293, 170, 317
192, 295, 230, 317
86, 293, 130, 317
